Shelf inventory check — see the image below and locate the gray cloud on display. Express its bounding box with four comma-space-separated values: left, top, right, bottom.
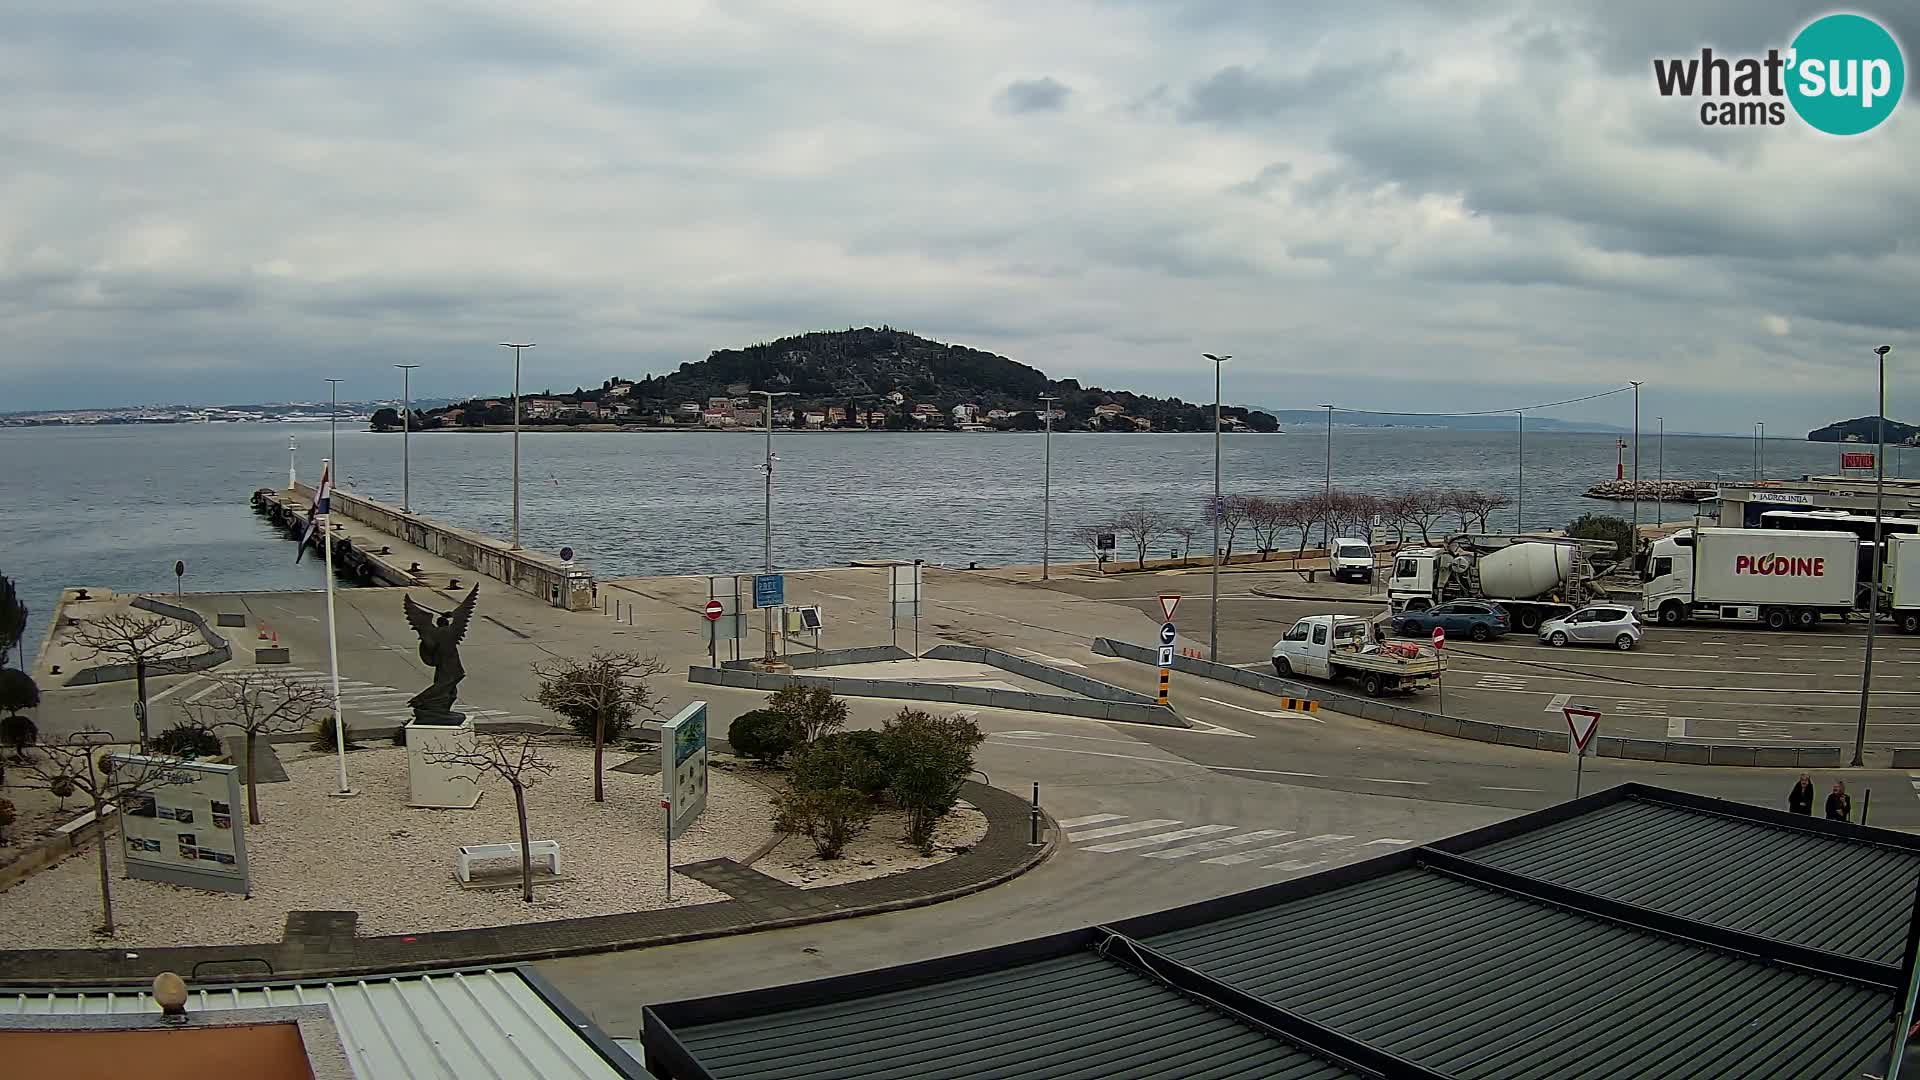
997, 77, 1072, 114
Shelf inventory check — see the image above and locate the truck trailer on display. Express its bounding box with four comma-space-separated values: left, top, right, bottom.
1643, 527, 1858, 629
1881, 533, 1920, 633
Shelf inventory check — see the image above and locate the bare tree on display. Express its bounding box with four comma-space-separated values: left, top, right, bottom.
533, 650, 669, 802
177, 670, 327, 825
1399, 488, 1452, 544
1202, 496, 1250, 561
1070, 520, 1116, 572
1480, 490, 1514, 532
67, 612, 198, 750
421, 731, 557, 903
1168, 521, 1198, 566
1114, 509, 1170, 570
1327, 491, 1382, 540
1244, 496, 1286, 560
18, 742, 188, 935
1288, 493, 1330, 569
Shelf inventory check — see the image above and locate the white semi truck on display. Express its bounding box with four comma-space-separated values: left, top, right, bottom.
1387, 533, 1615, 632
1643, 527, 1858, 629
1880, 534, 1920, 633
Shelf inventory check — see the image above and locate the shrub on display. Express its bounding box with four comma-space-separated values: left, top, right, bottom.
151, 722, 222, 760
311, 715, 359, 751
1566, 513, 1635, 560
1, 712, 36, 759
772, 785, 873, 859
0, 797, 13, 844
49, 775, 74, 808
791, 733, 889, 800
767, 684, 847, 746
564, 709, 633, 744
880, 709, 986, 852
728, 709, 795, 765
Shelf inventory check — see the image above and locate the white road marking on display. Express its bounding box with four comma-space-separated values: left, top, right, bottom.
148, 676, 205, 704
1207, 833, 1356, 867
1067, 818, 1181, 841
1143, 829, 1294, 859
822, 593, 859, 602
1086, 824, 1238, 852
1364, 838, 1413, 846
1354, 777, 1429, 786
1667, 716, 1688, 739
1056, 813, 1125, 829
1014, 648, 1086, 669
1482, 786, 1545, 793
1201, 696, 1325, 724
1544, 693, 1571, 713
184, 681, 225, 703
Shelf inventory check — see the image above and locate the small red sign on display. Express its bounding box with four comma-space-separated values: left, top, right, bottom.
704, 600, 724, 621
1431, 626, 1445, 649
1843, 451, 1876, 470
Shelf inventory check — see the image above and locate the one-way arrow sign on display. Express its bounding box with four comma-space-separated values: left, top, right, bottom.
1159, 622, 1178, 647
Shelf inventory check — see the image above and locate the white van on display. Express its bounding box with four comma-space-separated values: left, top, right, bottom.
1329, 538, 1375, 583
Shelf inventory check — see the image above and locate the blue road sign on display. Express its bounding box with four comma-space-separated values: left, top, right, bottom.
753, 573, 785, 609
1159, 622, 1177, 646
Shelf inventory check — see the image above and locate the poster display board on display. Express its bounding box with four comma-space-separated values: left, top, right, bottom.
111, 754, 251, 895
661, 701, 709, 841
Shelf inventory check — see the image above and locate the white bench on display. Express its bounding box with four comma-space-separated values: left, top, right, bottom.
456, 840, 559, 882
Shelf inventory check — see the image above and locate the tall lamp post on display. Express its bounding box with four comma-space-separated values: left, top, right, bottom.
754, 390, 796, 668
1656, 416, 1665, 527
324, 378, 343, 482
1758, 421, 1766, 480
1515, 410, 1525, 532
1319, 404, 1335, 547
395, 364, 419, 512
1039, 394, 1059, 580
498, 343, 534, 549
1203, 353, 1231, 661
1630, 381, 1643, 551
1855, 345, 1895, 768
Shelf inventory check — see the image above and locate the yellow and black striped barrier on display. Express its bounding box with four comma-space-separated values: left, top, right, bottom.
1157, 667, 1171, 705
1276, 697, 1320, 713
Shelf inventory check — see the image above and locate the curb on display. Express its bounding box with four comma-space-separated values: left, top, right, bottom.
0, 782, 1054, 988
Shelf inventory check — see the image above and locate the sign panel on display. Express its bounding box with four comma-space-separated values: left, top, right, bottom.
752, 573, 785, 609
1096, 532, 1116, 551
660, 701, 710, 841
1156, 645, 1175, 668
1159, 622, 1178, 647
1750, 492, 1815, 505
889, 562, 923, 621
707, 576, 747, 643
1843, 451, 1877, 470
1564, 705, 1602, 755
1158, 594, 1181, 621
112, 754, 250, 895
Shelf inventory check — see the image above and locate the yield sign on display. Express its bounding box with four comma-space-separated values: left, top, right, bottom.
1564, 705, 1602, 752
1159, 594, 1181, 622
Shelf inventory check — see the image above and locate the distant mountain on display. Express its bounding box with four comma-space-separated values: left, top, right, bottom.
1261, 409, 1629, 433
1807, 416, 1920, 443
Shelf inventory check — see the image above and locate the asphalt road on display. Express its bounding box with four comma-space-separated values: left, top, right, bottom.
1038, 567, 1920, 752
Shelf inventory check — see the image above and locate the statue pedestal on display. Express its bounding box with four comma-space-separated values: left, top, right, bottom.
408, 715, 481, 809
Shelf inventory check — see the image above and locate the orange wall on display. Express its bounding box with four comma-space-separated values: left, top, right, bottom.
0, 1023, 317, 1079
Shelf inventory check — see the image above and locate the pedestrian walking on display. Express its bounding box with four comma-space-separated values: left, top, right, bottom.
1789, 774, 1815, 815
1826, 781, 1852, 823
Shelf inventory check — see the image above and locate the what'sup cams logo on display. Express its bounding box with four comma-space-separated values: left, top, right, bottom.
1653, 12, 1905, 134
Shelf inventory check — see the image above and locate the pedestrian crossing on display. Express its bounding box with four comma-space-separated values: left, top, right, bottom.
1056, 813, 1413, 871
229, 666, 542, 728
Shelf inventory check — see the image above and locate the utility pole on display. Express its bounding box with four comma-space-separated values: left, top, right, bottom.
396, 364, 419, 512
499, 344, 534, 549
1758, 421, 1766, 480
1656, 416, 1664, 527
1319, 404, 1335, 547
324, 378, 343, 483
1630, 381, 1642, 552
1856, 345, 1895, 767
1039, 394, 1058, 580
1515, 410, 1524, 532
754, 390, 795, 668
1203, 353, 1231, 661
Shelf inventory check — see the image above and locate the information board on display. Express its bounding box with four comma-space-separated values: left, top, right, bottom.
112, 754, 251, 895
661, 701, 710, 841
753, 574, 785, 609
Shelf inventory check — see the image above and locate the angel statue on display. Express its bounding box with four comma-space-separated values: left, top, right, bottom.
403, 585, 479, 724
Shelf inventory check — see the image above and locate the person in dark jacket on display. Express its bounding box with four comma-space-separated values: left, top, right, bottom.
1826, 781, 1852, 822
1789, 775, 1815, 815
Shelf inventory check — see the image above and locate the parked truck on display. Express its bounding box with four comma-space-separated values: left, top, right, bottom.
1643, 527, 1858, 629
1880, 533, 1920, 633
1387, 533, 1615, 632
1270, 614, 1445, 697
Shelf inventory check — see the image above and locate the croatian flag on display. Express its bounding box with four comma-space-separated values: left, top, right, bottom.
295, 463, 331, 564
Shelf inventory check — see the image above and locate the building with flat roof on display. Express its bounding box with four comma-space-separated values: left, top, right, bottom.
1713, 477, 1920, 528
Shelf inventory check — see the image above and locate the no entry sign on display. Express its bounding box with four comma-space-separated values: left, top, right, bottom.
1431, 626, 1445, 649
703, 600, 724, 621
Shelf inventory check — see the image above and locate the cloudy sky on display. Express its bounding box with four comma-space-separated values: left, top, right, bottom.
1, 1, 1913, 432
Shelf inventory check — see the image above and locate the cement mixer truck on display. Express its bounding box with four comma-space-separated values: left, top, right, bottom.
1387, 534, 1616, 632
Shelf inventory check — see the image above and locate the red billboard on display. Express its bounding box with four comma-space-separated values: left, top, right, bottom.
1842, 451, 1876, 470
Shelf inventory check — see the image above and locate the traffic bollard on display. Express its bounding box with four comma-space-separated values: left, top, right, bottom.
1863, 789, 1872, 826
1029, 782, 1041, 846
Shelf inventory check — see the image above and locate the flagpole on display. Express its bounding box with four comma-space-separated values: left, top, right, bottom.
320, 459, 354, 797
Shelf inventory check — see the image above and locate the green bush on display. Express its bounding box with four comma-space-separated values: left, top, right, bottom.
1566, 513, 1635, 560
880, 709, 986, 852
791, 733, 889, 800
1, 712, 37, 759
311, 715, 359, 752
563, 709, 633, 744
728, 709, 795, 764
772, 785, 873, 859
767, 684, 848, 746
151, 722, 222, 760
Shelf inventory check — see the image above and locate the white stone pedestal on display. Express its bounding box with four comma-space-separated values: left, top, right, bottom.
407, 717, 482, 809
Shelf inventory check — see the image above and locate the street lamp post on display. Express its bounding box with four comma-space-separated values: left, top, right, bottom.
396, 364, 419, 512
324, 378, 343, 482
1319, 404, 1335, 547
1656, 416, 1664, 527
498, 344, 534, 549
1203, 353, 1232, 661
1855, 345, 1895, 767
1758, 421, 1766, 480
1515, 410, 1525, 532
1039, 394, 1058, 580
1630, 381, 1643, 550
754, 390, 796, 668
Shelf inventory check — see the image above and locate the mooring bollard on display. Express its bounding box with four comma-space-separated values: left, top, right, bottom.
1030, 782, 1041, 846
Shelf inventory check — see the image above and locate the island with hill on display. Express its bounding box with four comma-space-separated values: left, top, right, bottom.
381, 327, 1281, 434
1806, 415, 1920, 444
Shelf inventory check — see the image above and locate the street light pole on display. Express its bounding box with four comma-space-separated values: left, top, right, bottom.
499, 344, 534, 549
1758, 421, 1765, 479
1039, 394, 1058, 580
1656, 416, 1664, 527
1319, 404, 1335, 547
1203, 353, 1231, 661
395, 364, 419, 512
1855, 345, 1895, 767
1515, 410, 1525, 532
754, 390, 795, 668
324, 378, 343, 482
1630, 381, 1642, 549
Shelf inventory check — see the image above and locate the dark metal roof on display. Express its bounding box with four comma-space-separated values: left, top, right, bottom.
1447, 793, 1920, 965
643, 785, 1917, 1080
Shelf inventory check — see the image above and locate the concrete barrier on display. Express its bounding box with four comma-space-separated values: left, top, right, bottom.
687, 665, 1190, 728
64, 597, 233, 686
720, 646, 912, 671
1892, 749, 1920, 770
923, 644, 1159, 706
255, 647, 291, 665
216, 613, 248, 628
1089, 636, 1843, 767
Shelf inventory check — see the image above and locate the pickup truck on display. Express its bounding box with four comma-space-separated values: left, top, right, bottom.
1271, 614, 1445, 697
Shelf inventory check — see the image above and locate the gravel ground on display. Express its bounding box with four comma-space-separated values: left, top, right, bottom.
759, 802, 988, 889
0, 781, 72, 863
0, 742, 773, 947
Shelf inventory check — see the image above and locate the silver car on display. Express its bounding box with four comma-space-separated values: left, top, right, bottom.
1539, 605, 1642, 650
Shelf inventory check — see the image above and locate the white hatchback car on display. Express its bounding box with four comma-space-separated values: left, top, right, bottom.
1539, 605, 1643, 650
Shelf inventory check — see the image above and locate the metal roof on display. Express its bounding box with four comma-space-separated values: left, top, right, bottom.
0, 967, 649, 1080
643, 784, 1920, 1080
